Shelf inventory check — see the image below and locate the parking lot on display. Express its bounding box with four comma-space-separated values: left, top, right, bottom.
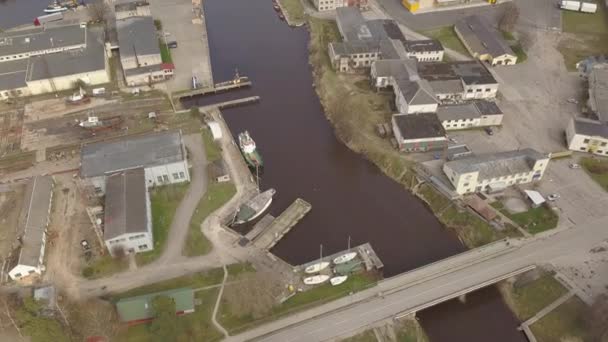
148, 0, 214, 91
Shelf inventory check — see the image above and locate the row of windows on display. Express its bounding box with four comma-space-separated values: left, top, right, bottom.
582, 139, 607, 146
2, 89, 23, 97
580, 147, 608, 154
157, 171, 186, 183
129, 234, 146, 241
445, 123, 473, 128
138, 244, 148, 250
416, 56, 441, 62
466, 88, 493, 93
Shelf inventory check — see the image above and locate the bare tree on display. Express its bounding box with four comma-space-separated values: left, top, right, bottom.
222, 272, 282, 319
88, 0, 110, 23
499, 2, 520, 33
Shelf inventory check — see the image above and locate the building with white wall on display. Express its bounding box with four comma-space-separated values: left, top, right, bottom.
437, 100, 503, 130
370, 58, 419, 89
443, 149, 549, 195
103, 169, 153, 257
313, 0, 368, 11
403, 40, 444, 62
418, 61, 499, 101
565, 117, 608, 156
391, 113, 447, 152
8, 176, 54, 281
393, 78, 439, 114
80, 130, 190, 193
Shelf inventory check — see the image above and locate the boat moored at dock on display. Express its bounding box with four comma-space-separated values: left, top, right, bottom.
303, 275, 330, 285
333, 252, 357, 265
330, 276, 348, 286
234, 188, 276, 224
238, 131, 264, 170
304, 261, 329, 274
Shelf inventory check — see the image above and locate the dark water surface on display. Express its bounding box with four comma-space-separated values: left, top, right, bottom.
1, 1, 525, 341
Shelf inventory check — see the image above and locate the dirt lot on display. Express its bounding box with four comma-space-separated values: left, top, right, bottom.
0, 109, 24, 156
0, 184, 26, 261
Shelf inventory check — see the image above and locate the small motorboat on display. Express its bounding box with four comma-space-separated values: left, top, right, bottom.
44, 1, 68, 13
304, 261, 329, 274
304, 275, 330, 285
278, 13, 285, 21
273, 4, 280, 11
333, 252, 357, 265
330, 276, 348, 286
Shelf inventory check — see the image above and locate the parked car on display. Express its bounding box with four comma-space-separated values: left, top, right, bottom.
484, 127, 494, 136
569, 163, 581, 169
547, 194, 560, 201
567, 98, 578, 104
80, 240, 90, 250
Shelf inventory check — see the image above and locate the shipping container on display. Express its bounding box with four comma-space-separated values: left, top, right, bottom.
33, 12, 63, 26
581, 2, 598, 13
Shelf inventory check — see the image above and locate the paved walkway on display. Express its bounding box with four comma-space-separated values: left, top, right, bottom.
213, 264, 230, 338
158, 134, 208, 264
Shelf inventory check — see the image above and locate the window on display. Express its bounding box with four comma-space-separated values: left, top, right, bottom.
598, 150, 604, 153
580, 147, 586, 151
476, 89, 482, 92
467, 89, 473, 93
14, 273, 21, 278
138, 244, 148, 250
179, 172, 185, 179
173, 173, 179, 179
163, 174, 169, 182
583, 139, 590, 143
601, 142, 607, 146
464, 182, 470, 187
485, 88, 491, 92
157, 176, 163, 182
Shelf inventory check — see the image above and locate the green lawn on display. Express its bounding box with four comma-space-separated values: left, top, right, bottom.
493, 203, 558, 234
511, 43, 527, 64
202, 129, 222, 163
219, 272, 378, 334
183, 181, 236, 257
135, 183, 189, 266
278, 0, 306, 24
507, 273, 569, 321
531, 297, 592, 342
159, 39, 172, 64
420, 26, 470, 57
81, 254, 129, 279
342, 330, 377, 342
118, 288, 223, 342
559, 1, 608, 70
581, 157, 608, 191
395, 318, 429, 342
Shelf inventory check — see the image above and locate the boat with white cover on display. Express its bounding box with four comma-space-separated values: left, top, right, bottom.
304, 261, 329, 274
333, 252, 357, 265
303, 275, 330, 285
330, 275, 348, 286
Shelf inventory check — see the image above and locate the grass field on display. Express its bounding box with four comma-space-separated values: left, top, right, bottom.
81, 254, 129, 279
183, 180, 236, 256
159, 39, 172, 64
581, 157, 608, 191
395, 318, 429, 342
342, 330, 377, 342
135, 183, 189, 266
419, 26, 470, 57
219, 272, 378, 334
531, 297, 591, 342
492, 202, 558, 234
202, 129, 222, 163
559, 1, 608, 70
278, 0, 306, 24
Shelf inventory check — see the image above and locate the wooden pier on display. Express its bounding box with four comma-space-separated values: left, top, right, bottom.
244, 214, 274, 241
173, 79, 252, 100
296, 242, 384, 272
199, 96, 260, 111
252, 199, 311, 250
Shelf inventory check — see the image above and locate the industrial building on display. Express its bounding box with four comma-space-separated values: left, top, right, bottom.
418, 61, 499, 100
437, 100, 503, 130
312, 0, 369, 11
7, 176, 54, 281
565, 117, 608, 156
391, 113, 448, 152
454, 15, 517, 66
0, 25, 110, 100
80, 130, 190, 193
393, 78, 439, 114
402, 0, 495, 14
116, 287, 195, 325
103, 169, 153, 257
443, 148, 549, 195
587, 67, 608, 123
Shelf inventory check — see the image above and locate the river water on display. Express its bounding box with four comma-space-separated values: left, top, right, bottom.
2, 1, 526, 340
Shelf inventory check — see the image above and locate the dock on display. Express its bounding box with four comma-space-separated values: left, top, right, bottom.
245, 214, 275, 241
173, 79, 252, 99
252, 199, 312, 250
297, 242, 384, 273
199, 96, 260, 111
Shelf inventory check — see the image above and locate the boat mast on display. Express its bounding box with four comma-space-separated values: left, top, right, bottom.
347, 235, 351, 251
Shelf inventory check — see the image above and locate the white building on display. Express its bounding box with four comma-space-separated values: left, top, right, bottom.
437, 100, 503, 130
443, 149, 549, 195
313, 0, 368, 12
403, 40, 444, 62
565, 117, 608, 156
418, 61, 499, 101
393, 78, 439, 114
104, 169, 153, 257
8, 176, 54, 281
80, 130, 190, 193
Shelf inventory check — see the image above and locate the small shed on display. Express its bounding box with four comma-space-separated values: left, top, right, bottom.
115, 288, 195, 325
209, 160, 230, 183
208, 122, 222, 141
465, 196, 497, 221
524, 190, 545, 208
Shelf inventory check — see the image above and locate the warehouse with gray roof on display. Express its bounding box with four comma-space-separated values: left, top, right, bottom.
454, 15, 517, 66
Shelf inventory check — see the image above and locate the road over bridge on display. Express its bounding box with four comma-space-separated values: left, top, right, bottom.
227, 217, 608, 342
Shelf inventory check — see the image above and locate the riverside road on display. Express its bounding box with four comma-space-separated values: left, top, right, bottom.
228, 217, 608, 342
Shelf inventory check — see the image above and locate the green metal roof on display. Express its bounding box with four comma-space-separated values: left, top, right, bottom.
116, 287, 194, 322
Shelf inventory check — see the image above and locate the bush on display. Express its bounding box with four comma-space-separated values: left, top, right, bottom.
82, 267, 94, 278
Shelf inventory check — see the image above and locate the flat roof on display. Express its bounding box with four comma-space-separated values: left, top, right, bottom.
116, 16, 160, 59
0, 24, 86, 57
445, 148, 547, 180
573, 117, 608, 138
418, 61, 497, 85
474, 100, 502, 115
428, 79, 464, 94
393, 113, 446, 140
404, 39, 444, 53
26, 26, 106, 81
0, 59, 27, 91
104, 168, 149, 240
80, 131, 185, 178
455, 15, 514, 57
372, 59, 419, 80
330, 41, 379, 56
437, 103, 480, 121
16, 176, 54, 268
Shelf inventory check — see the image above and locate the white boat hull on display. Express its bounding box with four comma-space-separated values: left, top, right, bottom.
44, 7, 68, 13
304, 261, 329, 274
330, 276, 348, 286
303, 275, 330, 285
333, 252, 357, 265
234, 197, 272, 224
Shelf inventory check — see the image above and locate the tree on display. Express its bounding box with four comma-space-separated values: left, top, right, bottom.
72, 79, 87, 91
499, 3, 520, 33
148, 295, 178, 342
14, 297, 69, 342
87, 0, 110, 23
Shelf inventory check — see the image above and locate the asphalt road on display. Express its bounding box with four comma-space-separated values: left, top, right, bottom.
228, 217, 608, 342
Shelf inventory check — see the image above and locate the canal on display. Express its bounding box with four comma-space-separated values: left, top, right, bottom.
0, 1, 526, 340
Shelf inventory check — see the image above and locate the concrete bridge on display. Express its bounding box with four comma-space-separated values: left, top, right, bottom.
226, 217, 608, 342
